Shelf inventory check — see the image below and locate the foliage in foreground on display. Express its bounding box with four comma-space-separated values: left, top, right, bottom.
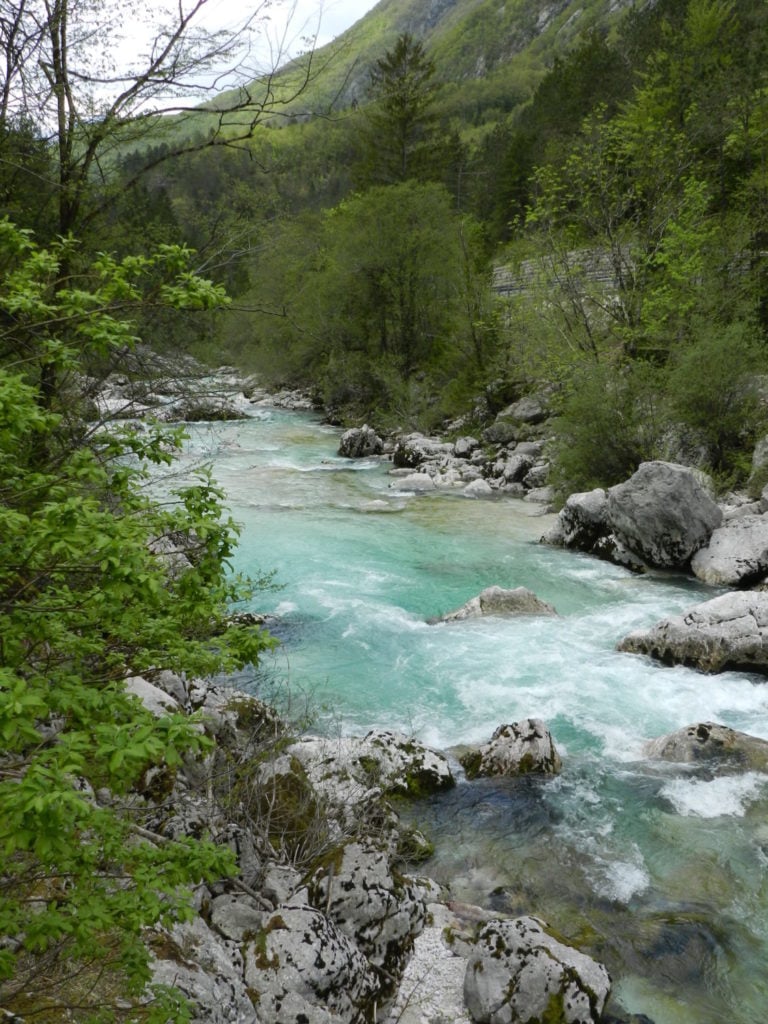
0, 220, 272, 1020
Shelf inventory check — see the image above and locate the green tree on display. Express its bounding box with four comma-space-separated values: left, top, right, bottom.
0, 220, 272, 1020
356, 33, 441, 187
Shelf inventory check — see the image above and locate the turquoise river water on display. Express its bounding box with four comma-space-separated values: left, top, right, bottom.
177, 407, 768, 1024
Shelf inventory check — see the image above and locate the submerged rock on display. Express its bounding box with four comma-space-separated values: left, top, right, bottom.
617, 591, 768, 674
460, 720, 562, 779
431, 585, 557, 623
464, 916, 611, 1024
645, 721, 768, 771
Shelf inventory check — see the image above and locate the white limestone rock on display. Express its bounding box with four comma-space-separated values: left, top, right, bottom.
308, 841, 428, 992
464, 916, 610, 1024
432, 585, 557, 623
460, 719, 562, 779
125, 675, 181, 717
618, 591, 768, 674
151, 916, 255, 1024
691, 514, 768, 587
243, 905, 377, 1024
339, 424, 384, 458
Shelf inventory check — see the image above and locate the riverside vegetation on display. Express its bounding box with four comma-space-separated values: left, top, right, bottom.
2, 0, 768, 1020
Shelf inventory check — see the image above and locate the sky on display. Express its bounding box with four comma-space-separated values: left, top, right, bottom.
200, 0, 381, 63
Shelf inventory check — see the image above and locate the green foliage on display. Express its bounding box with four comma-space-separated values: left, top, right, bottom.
0, 221, 273, 1018
356, 33, 444, 187
665, 319, 768, 482
549, 359, 666, 495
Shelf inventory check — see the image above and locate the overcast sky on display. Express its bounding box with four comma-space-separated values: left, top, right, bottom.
200, 0, 381, 61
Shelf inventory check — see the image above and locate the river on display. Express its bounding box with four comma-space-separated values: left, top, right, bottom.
179, 406, 768, 1024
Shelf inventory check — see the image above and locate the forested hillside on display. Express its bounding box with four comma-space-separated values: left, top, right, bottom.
132, 0, 768, 499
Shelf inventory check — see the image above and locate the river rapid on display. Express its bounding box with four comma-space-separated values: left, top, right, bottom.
180, 406, 768, 1024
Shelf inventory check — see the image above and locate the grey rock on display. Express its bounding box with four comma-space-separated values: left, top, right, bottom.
454, 436, 481, 458
607, 462, 722, 569
464, 916, 610, 1024
543, 488, 608, 549
482, 420, 519, 446
243, 904, 377, 1023
432, 586, 557, 623
618, 591, 768, 674
339, 425, 384, 458
691, 515, 768, 587
501, 453, 534, 483
151, 916, 255, 1024
523, 462, 550, 489
498, 395, 549, 425
524, 485, 555, 505
209, 894, 267, 941
645, 721, 768, 771
308, 841, 427, 991
748, 434, 768, 494
460, 719, 562, 779
393, 433, 454, 469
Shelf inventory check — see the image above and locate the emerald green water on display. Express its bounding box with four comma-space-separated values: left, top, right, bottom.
181, 409, 768, 1024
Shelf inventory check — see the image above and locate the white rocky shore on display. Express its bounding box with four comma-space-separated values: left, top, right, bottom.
125, 669, 613, 1024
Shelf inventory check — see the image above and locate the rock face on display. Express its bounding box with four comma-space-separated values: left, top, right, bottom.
690, 515, 768, 587
607, 461, 722, 569
339, 424, 384, 458
432, 586, 557, 623
645, 721, 768, 771
617, 591, 768, 674
464, 916, 611, 1024
460, 720, 562, 778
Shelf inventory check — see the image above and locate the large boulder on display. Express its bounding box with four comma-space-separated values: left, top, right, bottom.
460, 720, 562, 779
243, 905, 377, 1023
542, 489, 609, 550
308, 841, 428, 995
617, 591, 768, 674
691, 515, 768, 587
464, 916, 611, 1024
431, 586, 557, 623
645, 721, 768, 771
339, 425, 384, 458
607, 462, 722, 569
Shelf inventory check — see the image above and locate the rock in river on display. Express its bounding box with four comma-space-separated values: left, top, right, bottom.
464, 916, 611, 1024
645, 721, 768, 771
618, 591, 768, 674
460, 719, 562, 779
430, 585, 557, 623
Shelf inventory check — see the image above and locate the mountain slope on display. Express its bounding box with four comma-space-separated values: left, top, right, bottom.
276, 0, 643, 116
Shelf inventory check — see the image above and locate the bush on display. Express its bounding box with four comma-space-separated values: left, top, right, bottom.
550, 358, 665, 496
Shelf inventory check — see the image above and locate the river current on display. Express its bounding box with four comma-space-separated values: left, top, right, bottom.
179, 406, 768, 1024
